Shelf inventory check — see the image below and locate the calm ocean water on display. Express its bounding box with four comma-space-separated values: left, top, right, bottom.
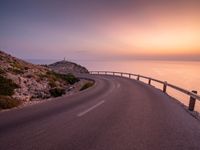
28, 59, 200, 112
80, 60, 200, 112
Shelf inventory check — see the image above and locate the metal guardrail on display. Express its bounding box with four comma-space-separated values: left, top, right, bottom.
90, 71, 200, 111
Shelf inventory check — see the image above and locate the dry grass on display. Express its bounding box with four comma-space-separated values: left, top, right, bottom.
80, 82, 94, 91
0, 96, 21, 109
0, 75, 19, 96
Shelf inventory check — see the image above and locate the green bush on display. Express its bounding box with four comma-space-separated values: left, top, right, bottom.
46, 71, 80, 85
38, 73, 48, 80
0, 68, 5, 74
8, 67, 24, 74
0, 75, 19, 96
49, 88, 66, 97
12, 68, 24, 74
26, 74, 34, 78
11, 61, 24, 70
48, 79, 57, 88
60, 73, 80, 85
24, 66, 29, 70
0, 96, 21, 109
80, 82, 94, 91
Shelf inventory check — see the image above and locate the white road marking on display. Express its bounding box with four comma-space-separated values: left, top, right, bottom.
77, 100, 105, 117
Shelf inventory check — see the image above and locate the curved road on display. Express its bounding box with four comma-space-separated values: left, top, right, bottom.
0, 74, 200, 150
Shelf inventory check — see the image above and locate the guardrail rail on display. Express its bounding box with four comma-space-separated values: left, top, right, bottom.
90, 71, 200, 112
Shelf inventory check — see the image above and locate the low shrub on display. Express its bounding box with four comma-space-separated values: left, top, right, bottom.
8, 68, 24, 74
60, 73, 80, 85
0, 68, 5, 74
0, 75, 19, 96
12, 68, 24, 74
11, 61, 24, 70
49, 88, 66, 97
46, 71, 80, 85
48, 79, 57, 88
38, 73, 48, 80
0, 96, 21, 109
26, 74, 34, 78
24, 66, 29, 70
80, 82, 94, 91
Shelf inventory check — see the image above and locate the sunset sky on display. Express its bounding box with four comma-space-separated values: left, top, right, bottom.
0, 0, 200, 61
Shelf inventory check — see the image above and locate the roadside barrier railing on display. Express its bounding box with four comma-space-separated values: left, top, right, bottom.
90, 71, 200, 112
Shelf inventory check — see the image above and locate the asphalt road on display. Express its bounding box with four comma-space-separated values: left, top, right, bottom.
0, 74, 200, 150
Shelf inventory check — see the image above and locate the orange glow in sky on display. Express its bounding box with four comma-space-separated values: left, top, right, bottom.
1, 0, 200, 60
93, 6, 200, 58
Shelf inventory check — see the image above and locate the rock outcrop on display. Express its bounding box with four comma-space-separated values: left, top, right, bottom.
0, 50, 80, 102
48, 60, 89, 74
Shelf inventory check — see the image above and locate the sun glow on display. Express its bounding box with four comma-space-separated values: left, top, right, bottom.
98, 11, 200, 57
1, 0, 200, 60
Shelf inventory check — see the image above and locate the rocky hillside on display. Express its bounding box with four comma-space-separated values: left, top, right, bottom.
0, 50, 81, 109
48, 60, 89, 74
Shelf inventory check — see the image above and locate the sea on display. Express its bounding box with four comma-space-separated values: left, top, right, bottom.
28, 59, 200, 112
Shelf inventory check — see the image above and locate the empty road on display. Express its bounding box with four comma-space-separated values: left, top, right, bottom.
0, 74, 200, 150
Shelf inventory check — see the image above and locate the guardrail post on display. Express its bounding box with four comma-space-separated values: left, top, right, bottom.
163, 81, 167, 93
148, 78, 151, 85
105, 72, 107, 75
129, 74, 131, 78
113, 72, 115, 75
137, 75, 140, 80
97, 72, 99, 75
121, 73, 123, 77
189, 91, 197, 111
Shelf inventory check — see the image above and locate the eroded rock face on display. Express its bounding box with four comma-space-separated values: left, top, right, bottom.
12, 75, 51, 101
0, 51, 55, 101
0, 50, 84, 101
48, 60, 89, 74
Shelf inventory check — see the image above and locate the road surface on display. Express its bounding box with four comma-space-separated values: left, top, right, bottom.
0, 74, 200, 150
